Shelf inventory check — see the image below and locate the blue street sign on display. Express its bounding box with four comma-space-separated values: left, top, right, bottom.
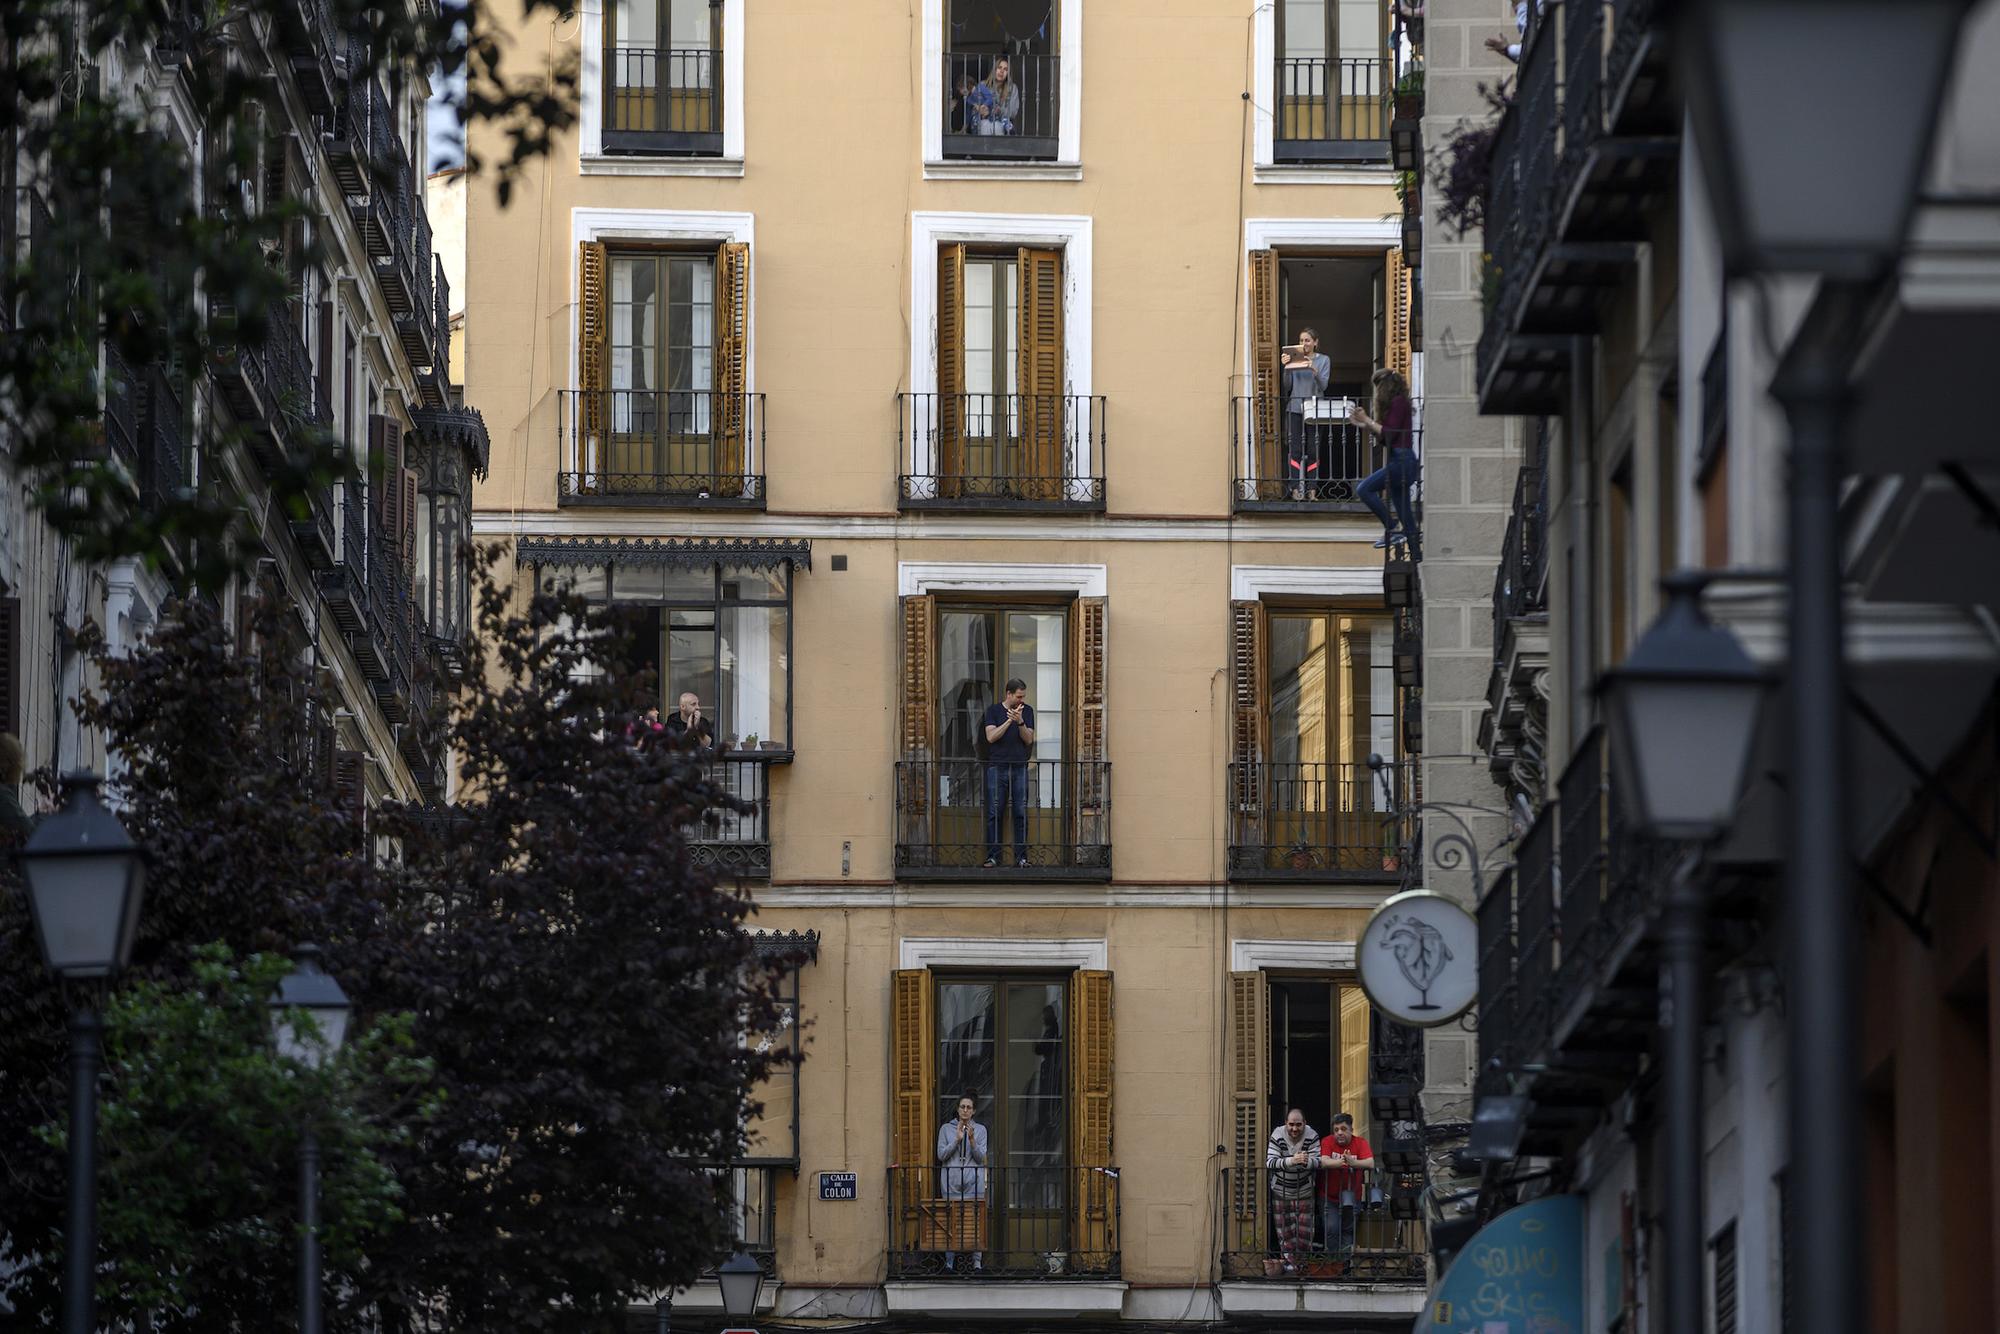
1415, 1194, 1585, 1334
819, 1172, 858, 1201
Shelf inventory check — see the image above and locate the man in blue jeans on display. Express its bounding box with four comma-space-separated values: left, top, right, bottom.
981, 677, 1035, 868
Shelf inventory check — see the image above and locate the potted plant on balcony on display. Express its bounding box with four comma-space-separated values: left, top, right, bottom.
1393, 66, 1424, 125
742, 732, 759, 751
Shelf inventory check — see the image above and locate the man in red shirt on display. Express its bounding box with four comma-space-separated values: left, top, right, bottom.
1318, 1113, 1376, 1256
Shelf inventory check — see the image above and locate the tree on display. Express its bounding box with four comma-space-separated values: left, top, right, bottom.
1, 0, 577, 584
0, 557, 798, 1329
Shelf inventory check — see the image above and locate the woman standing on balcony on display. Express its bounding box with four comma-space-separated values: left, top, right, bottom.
937, 1094, 989, 1272
1281, 328, 1331, 499
1352, 368, 1420, 559
968, 55, 1020, 136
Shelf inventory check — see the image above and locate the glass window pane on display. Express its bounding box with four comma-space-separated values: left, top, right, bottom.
610, 566, 665, 601
721, 563, 788, 602
542, 565, 609, 602
668, 0, 709, 47
618, 0, 658, 46
1335, 614, 1396, 806
936, 982, 997, 1130
1337, 0, 1383, 62
1006, 611, 1064, 763
938, 611, 997, 763
1282, 0, 1328, 60
719, 604, 789, 749
1006, 981, 1065, 1161
1268, 613, 1329, 770
664, 623, 717, 719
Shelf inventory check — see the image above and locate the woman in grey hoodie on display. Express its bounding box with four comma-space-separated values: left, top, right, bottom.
937, 1094, 989, 1271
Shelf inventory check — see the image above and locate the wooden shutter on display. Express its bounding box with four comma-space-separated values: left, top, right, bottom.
1249, 250, 1280, 490
936, 244, 966, 497
1712, 1220, 1739, 1334
1229, 600, 1270, 831
891, 968, 935, 1251
899, 595, 937, 852
371, 415, 404, 549
399, 467, 420, 573
1069, 968, 1115, 1271
714, 240, 749, 496
1385, 248, 1412, 381
0, 596, 18, 739
1228, 971, 1269, 1240
1068, 596, 1108, 856
1017, 247, 1065, 501
577, 241, 608, 440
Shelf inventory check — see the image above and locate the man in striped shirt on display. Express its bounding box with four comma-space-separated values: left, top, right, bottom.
1266, 1108, 1320, 1274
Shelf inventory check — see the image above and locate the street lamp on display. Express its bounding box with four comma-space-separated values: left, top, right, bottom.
716, 1250, 765, 1319
1672, 0, 1973, 278
1597, 571, 1767, 842
19, 771, 147, 1334
269, 944, 352, 1334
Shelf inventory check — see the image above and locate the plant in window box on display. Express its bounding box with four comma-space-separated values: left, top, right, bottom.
1287, 840, 1318, 872
1392, 66, 1424, 124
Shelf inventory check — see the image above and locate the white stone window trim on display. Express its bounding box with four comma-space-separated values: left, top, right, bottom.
899, 936, 1109, 970
1229, 564, 1383, 601
898, 560, 1107, 598
921, 0, 1083, 174
1231, 939, 1359, 973
1251, 5, 1400, 183
578, 0, 746, 166
907, 210, 1095, 483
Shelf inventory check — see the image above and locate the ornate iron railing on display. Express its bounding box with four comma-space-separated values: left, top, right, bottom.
687, 757, 773, 879
558, 388, 765, 506
1232, 397, 1423, 509
1555, 728, 1607, 1003
887, 1165, 1120, 1279
896, 392, 1107, 512
1226, 761, 1410, 879
605, 45, 723, 151
1513, 803, 1559, 1064
1477, 866, 1517, 1084
1273, 57, 1391, 158
942, 52, 1061, 159
1217, 1165, 1426, 1282
893, 759, 1110, 878
1491, 463, 1548, 667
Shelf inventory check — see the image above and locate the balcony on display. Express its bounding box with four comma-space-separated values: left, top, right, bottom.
558, 389, 765, 508
1511, 804, 1558, 1070
1273, 58, 1390, 162
896, 392, 1106, 514
886, 1165, 1120, 1280
942, 53, 1060, 161
603, 46, 723, 156
687, 757, 774, 879
282, 0, 343, 116
1217, 1166, 1426, 1283
893, 759, 1110, 882
1483, 458, 1550, 787
102, 341, 140, 470
316, 480, 369, 633
1552, 0, 1677, 247
1226, 761, 1409, 881
1476, 866, 1515, 1089
323, 61, 385, 199
1231, 398, 1422, 513
209, 302, 324, 467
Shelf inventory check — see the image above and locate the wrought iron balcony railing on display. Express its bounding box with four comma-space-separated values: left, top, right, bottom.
102, 341, 140, 468
887, 1165, 1120, 1279
558, 389, 765, 507
317, 479, 370, 633
942, 52, 1061, 160
1512, 802, 1559, 1066
141, 360, 187, 514
896, 392, 1106, 513
1490, 461, 1548, 669
1477, 865, 1516, 1088
1227, 761, 1410, 880
687, 756, 773, 880
1555, 727, 1607, 1006
1231, 396, 1421, 510
1218, 1165, 1426, 1282
894, 758, 1110, 880
604, 45, 723, 155
1273, 57, 1390, 161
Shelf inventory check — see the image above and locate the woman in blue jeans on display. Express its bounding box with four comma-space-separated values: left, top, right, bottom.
1351, 368, 1420, 559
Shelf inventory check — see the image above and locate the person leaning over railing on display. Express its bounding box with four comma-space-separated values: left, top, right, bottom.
1318, 1112, 1377, 1256
1266, 1108, 1321, 1275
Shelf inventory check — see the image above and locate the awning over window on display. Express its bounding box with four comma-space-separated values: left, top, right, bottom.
516, 536, 812, 572
751, 928, 820, 963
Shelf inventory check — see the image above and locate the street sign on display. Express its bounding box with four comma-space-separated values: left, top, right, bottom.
819, 1171, 857, 1201
1358, 889, 1479, 1027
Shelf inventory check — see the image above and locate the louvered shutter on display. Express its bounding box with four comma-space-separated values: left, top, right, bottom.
1068, 596, 1108, 860
1069, 968, 1114, 1271
1385, 248, 1412, 381
399, 467, 420, 575
333, 746, 367, 847
936, 245, 965, 498
1249, 250, 1281, 494
1017, 247, 1065, 501
714, 240, 750, 496
316, 298, 335, 421
898, 595, 937, 854
891, 968, 935, 1251
0, 596, 18, 739
1228, 971, 1269, 1246
577, 241, 608, 443
1230, 601, 1270, 849
372, 415, 404, 558
1712, 1220, 1738, 1334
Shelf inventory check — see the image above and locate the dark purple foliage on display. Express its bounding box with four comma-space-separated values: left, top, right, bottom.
1429, 80, 1514, 241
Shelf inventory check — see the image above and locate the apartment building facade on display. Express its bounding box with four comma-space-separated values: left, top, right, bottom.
3, 2, 487, 805
1467, 2, 2000, 1331
463, 1, 1447, 1325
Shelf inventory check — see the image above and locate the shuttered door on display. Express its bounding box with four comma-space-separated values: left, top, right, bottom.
370, 416, 398, 572
891, 968, 935, 1251
1068, 596, 1108, 862
1385, 248, 1412, 382
577, 241, 609, 466
714, 240, 750, 497
898, 595, 938, 856
936, 244, 966, 498
1068, 968, 1114, 1272
1017, 248, 1065, 501
316, 299, 335, 420
1250, 250, 1281, 494
1229, 600, 1270, 856
1228, 971, 1269, 1251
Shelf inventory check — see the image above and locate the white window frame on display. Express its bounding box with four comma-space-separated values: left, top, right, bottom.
579, 0, 747, 176
1231, 939, 1358, 972
1229, 565, 1382, 601
898, 561, 1107, 598
899, 937, 1108, 970
921, 0, 1084, 179
1251, 1, 1399, 184
908, 211, 1093, 485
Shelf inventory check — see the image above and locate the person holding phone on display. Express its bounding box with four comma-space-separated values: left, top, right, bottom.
981, 677, 1036, 868
1281, 329, 1331, 499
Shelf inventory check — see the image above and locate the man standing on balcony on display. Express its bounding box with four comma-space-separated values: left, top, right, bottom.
665, 691, 717, 754
1318, 1113, 1376, 1256
981, 678, 1035, 868
1266, 1108, 1320, 1274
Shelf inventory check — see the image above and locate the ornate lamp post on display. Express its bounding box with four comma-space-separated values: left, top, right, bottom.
716, 1250, 765, 1320
268, 944, 352, 1334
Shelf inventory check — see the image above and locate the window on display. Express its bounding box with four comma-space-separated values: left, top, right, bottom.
895, 594, 1107, 877
1274, 0, 1389, 160
943, 1, 1062, 160
570, 239, 755, 503
1229, 600, 1403, 878
890, 966, 1114, 1277
603, 0, 723, 155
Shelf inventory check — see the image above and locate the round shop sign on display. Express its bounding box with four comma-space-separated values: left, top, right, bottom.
1358, 889, 1479, 1027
